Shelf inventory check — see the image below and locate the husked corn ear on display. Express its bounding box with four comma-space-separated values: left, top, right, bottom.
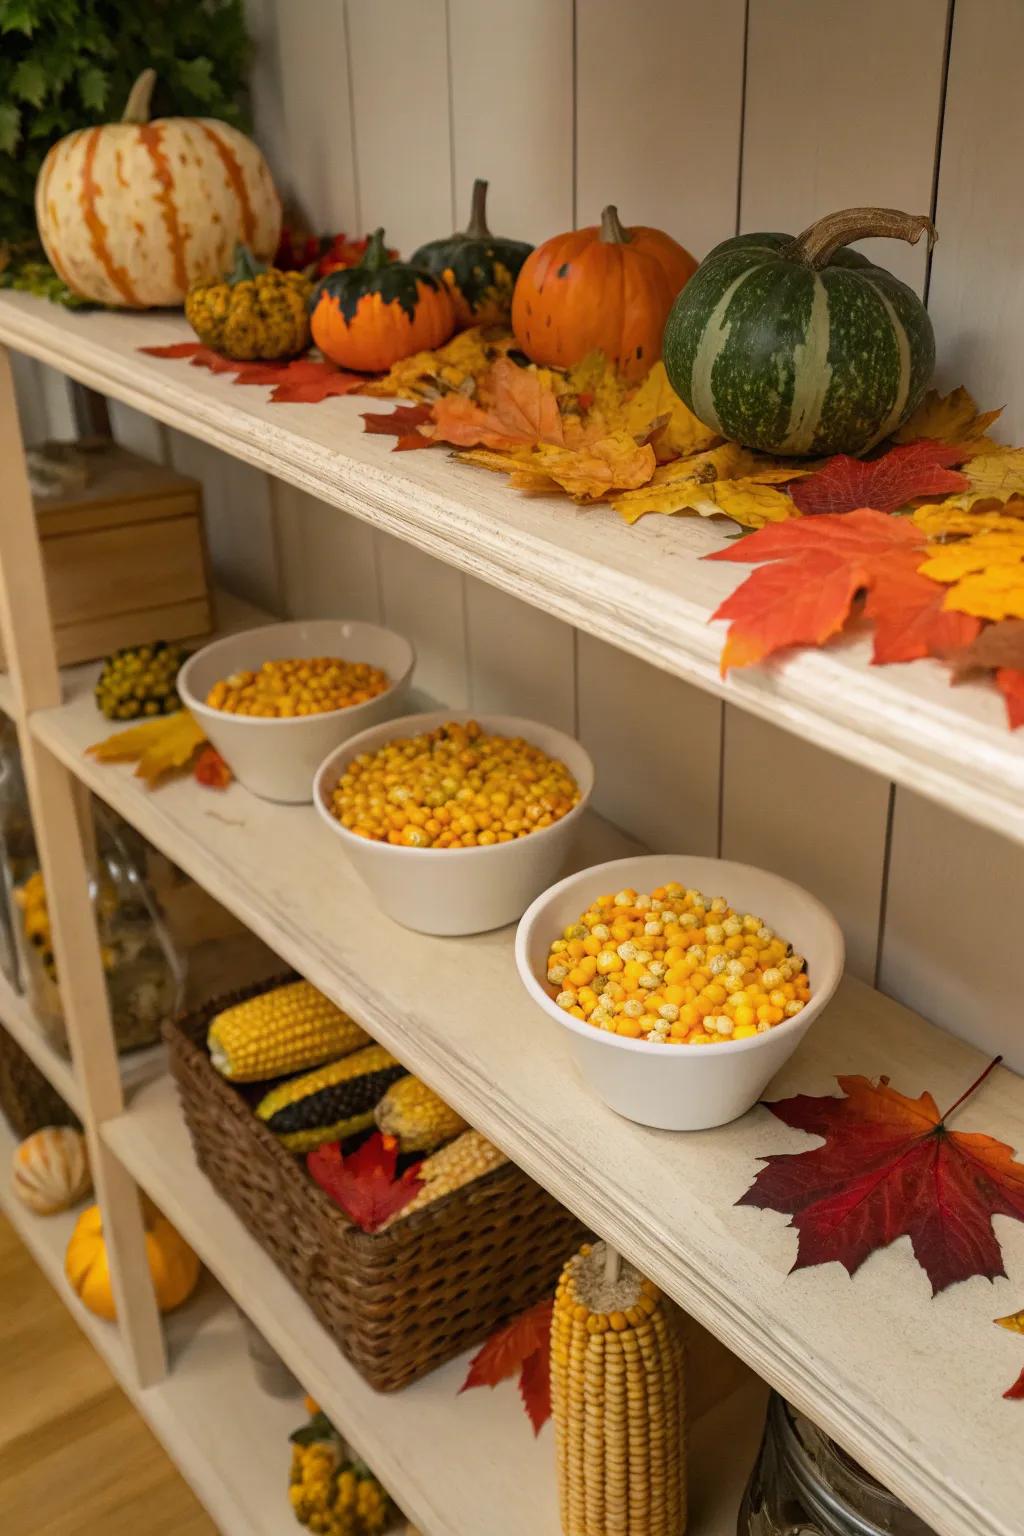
374, 1075, 468, 1153
381, 1129, 507, 1226
257, 1045, 405, 1152
208, 981, 370, 1081
551, 1241, 685, 1536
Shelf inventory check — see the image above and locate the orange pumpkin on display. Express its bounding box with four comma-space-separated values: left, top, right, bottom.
310, 228, 455, 373
35, 68, 281, 309
511, 206, 698, 382
65, 1199, 200, 1321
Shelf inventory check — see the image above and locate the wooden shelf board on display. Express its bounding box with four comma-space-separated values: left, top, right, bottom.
102, 1070, 766, 1536
1, 293, 1022, 845
0, 1111, 302, 1536
24, 659, 1024, 1536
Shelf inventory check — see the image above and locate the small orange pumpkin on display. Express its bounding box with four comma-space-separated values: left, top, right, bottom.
511, 206, 698, 382
65, 1199, 200, 1321
310, 228, 455, 373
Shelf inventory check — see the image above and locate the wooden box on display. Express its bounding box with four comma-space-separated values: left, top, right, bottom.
4, 443, 213, 668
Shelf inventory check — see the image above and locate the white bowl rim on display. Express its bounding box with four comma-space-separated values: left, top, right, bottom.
514, 853, 845, 1056
313, 709, 594, 861
178, 620, 415, 729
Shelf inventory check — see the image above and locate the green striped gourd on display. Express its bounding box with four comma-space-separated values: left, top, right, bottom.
662, 207, 937, 457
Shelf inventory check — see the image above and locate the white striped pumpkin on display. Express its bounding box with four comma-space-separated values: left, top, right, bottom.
34, 70, 281, 309
663, 207, 937, 457
12, 1126, 91, 1215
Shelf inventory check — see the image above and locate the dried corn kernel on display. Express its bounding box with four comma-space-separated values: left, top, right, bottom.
207, 656, 390, 717
544, 882, 811, 1047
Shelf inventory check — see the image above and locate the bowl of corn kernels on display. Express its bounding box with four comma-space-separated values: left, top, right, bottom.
178, 621, 414, 803
515, 854, 843, 1130
313, 712, 594, 935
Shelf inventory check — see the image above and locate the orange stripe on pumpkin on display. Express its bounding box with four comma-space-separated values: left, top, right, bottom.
196, 123, 255, 244
138, 124, 188, 296
80, 128, 141, 306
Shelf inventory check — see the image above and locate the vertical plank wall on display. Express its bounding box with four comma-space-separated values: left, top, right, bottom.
12, 0, 1020, 1065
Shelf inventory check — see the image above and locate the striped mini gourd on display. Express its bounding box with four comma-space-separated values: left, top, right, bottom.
551, 1241, 685, 1536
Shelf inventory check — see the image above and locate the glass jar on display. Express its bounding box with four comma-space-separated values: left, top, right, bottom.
739, 1394, 938, 1536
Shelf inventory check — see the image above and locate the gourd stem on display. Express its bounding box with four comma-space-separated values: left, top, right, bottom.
121, 68, 157, 125
464, 178, 491, 240
229, 244, 264, 285
361, 228, 392, 274
786, 206, 937, 269
599, 205, 632, 245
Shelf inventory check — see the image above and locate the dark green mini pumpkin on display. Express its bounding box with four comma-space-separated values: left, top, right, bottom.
411, 178, 533, 327
663, 207, 937, 457
310, 228, 455, 372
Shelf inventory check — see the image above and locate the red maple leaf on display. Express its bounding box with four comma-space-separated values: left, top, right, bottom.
706, 508, 927, 671
307, 1133, 423, 1233
265, 360, 367, 403
996, 668, 1024, 729
361, 403, 436, 451
140, 341, 204, 359
193, 745, 232, 789
790, 441, 969, 516
738, 1058, 1024, 1294
1005, 1367, 1024, 1400
460, 1298, 553, 1435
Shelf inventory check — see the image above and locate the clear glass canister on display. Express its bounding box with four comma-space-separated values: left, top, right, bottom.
739, 1394, 938, 1536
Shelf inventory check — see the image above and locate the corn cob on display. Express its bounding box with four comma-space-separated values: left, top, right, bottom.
374, 1074, 468, 1153
381, 1129, 507, 1226
208, 981, 370, 1082
257, 1045, 405, 1152
551, 1241, 685, 1536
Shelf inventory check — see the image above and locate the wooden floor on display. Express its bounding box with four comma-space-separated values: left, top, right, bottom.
0, 1212, 217, 1536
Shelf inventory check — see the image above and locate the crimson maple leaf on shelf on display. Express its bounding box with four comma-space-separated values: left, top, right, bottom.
360, 403, 436, 451
790, 440, 969, 516
739, 1058, 1024, 1295
459, 1297, 553, 1434
705, 507, 980, 672
139, 344, 366, 403
307, 1132, 423, 1233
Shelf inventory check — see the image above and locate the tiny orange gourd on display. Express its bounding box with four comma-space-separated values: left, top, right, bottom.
511, 205, 698, 382
65, 1199, 200, 1321
310, 228, 455, 373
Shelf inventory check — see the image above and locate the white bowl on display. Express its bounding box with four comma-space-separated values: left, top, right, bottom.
515, 854, 844, 1131
313, 711, 594, 935
178, 620, 414, 803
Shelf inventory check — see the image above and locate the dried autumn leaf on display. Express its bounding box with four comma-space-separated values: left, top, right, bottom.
262, 360, 366, 403
360, 402, 436, 451
912, 502, 1024, 539
996, 1309, 1024, 1399
87, 711, 207, 787
362, 326, 501, 401
739, 1059, 1024, 1294
919, 532, 1024, 622
864, 557, 981, 665
949, 619, 1024, 679
455, 446, 540, 476
705, 508, 924, 671
894, 385, 1003, 449
528, 432, 656, 501
1004, 1368, 1024, 1401
613, 445, 808, 526
790, 442, 968, 517
193, 745, 233, 789
684, 479, 801, 530
949, 448, 1024, 511
306, 1133, 423, 1233
140, 341, 205, 359
996, 668, 1024, 728
624, 362, 719, 459
428, 359, 564, 451
460, 1297, 553, 1435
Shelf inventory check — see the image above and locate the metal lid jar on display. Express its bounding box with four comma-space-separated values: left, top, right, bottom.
739, 1394, 938, 1536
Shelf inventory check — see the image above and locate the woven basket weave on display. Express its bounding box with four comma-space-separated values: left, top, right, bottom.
0, 1022, 79, 1138
166, 979, 586, 1391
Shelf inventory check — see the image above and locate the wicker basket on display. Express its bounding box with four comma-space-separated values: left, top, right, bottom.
166, 979, 586, 1391
0, 1023, 79, 1138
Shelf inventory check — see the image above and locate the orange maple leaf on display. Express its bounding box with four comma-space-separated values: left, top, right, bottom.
706, 508, 931, 672
427, 359, 563, 451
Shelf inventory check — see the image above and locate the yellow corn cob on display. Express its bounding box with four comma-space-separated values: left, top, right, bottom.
208, 981, 370, 1081
551, 1241, 685, 1536
374, 1075, 468, 1153
381, 1129, 507, 1226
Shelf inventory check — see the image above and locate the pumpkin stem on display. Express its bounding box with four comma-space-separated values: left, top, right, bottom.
121, 68, 157, 125
599, 205, 632, 245
361, 228, 393, 274
786, 207, 937, 269
228, 244, 266, 284
464, 178, 491, 240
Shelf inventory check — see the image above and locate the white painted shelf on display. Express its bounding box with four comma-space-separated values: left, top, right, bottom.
21, 638, 1024, 1536
101, 1069, 767, 1536
0, 1112, 303, 1536
2, 292, 1022, 846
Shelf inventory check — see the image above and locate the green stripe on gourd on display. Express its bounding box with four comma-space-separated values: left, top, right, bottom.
663, 208, 937, 457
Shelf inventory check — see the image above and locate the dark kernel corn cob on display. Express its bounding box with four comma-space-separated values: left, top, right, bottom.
257, 1045, 405, 1152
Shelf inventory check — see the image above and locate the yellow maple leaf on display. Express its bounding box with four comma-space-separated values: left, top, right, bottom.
942, 567, 1024, 622
894, 385, 1003, 449
685, 479, 800, 530
918, 530, 1024, 622
912, 500, 1024, 539
87, 710, 207, 786
919, 531, 1024, 583
455, 447, 538, 475
997, 1310, 1024, 1336
623, 362, 720, 458
613, 443, 805, 526
529, 432, 657, 501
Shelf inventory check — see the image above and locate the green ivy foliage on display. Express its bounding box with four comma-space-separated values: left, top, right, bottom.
0, 0, 252, 250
